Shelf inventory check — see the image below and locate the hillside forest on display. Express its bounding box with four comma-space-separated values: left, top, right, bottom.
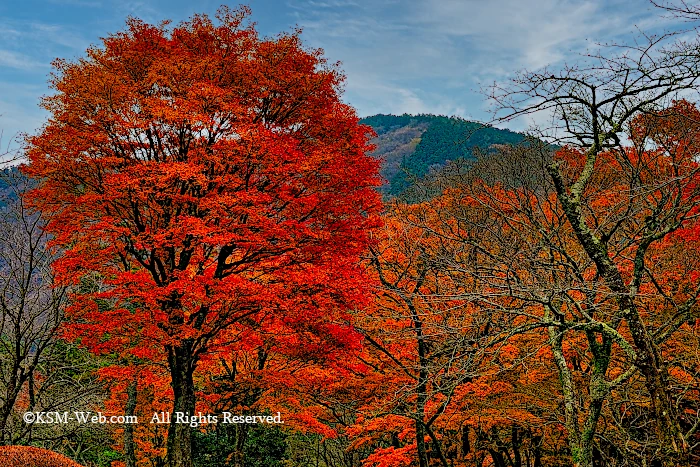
3, 3, 700, 467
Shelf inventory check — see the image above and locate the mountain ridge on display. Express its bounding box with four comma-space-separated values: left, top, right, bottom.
360, 114, 526, 196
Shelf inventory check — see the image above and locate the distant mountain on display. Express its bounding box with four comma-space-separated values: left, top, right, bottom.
360, 114, 526, 196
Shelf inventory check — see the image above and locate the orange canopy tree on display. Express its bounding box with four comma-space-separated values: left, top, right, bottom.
23, 6, 381, 467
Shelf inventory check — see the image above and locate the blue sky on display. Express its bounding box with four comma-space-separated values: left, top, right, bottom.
0, 0, 689, 149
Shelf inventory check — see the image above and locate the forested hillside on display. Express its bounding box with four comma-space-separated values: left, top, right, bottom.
360, 114, 525, 196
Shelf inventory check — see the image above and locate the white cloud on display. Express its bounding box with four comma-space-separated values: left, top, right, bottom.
290, 0, 360, 8
409, 0, 614, 69
27, 22, 93, 51
284, 0, 690, 128
0, 50, 45, 70
0, 103, 47, 151
0, 19, 94, 58
114, 1, 164, 23
47, 0, 103, 7
1, 0, 692, 140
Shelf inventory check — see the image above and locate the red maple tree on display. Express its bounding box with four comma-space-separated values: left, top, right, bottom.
23, 6, 381, 466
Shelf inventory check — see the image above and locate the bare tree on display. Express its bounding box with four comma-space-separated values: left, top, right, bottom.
487, 30, 700, 466
0, 168, 103, 449
0, 167, 64, 442
651, 0, 700, 21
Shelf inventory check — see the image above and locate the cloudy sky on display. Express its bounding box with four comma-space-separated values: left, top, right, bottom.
0, 0, 692, 148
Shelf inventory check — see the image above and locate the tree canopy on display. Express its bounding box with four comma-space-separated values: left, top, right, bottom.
22, 6, 381, 467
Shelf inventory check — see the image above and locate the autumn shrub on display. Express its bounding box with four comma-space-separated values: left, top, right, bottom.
0, 446, 84, 467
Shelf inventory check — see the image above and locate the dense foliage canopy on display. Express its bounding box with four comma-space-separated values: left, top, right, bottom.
21, 6, 381, 467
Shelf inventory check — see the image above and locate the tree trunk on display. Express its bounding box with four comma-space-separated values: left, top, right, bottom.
413, 299, 429, 467
167, 342, 196, 467
622, 302, 687, 463
124, 378, 138, 467
548, 317, 589, 467
512, 426, 522, 467
487, 447, 507, 467
416, 411, 428, 467
548, 161, 688, 464
0, 362, 21, 445
461, 425, 470, 458
532, 435, 542, 467
232, 423, 248, 467
0, 404, 11, 445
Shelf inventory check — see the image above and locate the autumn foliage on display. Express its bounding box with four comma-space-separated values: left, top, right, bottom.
282, 100, 700, 467
0, 446, 84, 467
22, 6, 380, 467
